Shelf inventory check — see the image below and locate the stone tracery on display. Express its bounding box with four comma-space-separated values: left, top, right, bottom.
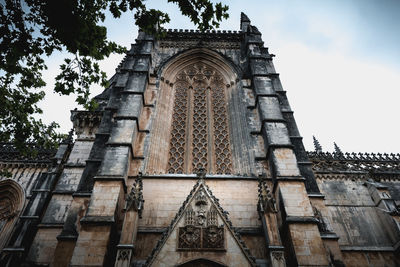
167, 63, 233, 174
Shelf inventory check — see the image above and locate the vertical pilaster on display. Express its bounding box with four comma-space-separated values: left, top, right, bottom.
114, 177, 143, 267
258, 177, 286, 267
69, 32, 153, 266
244, 16, 329, 266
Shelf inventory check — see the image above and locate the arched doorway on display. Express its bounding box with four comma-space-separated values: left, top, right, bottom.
178, 258, 227, 267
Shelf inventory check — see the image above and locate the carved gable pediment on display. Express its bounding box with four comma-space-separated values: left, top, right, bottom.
145, 178, 256, 267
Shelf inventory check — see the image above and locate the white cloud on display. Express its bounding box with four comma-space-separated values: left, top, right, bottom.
274, 42, 400, 152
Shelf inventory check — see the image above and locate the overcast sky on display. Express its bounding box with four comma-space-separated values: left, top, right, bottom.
39, 0, 400, 153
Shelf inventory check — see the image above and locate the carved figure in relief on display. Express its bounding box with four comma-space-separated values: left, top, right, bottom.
195, 189, 208, 225
178, 188, 224, 250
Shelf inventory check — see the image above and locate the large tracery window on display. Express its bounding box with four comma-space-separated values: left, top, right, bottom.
167, 63, 233, 174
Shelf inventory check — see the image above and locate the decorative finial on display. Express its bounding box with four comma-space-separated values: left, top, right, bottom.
240, 12, 251, 23
124, 173, 144, 217
62, 128, 74, 144
196, 168, 206, 181
313, 136, 322, 153
240, 12, 251, 32
334, 142, 343, 155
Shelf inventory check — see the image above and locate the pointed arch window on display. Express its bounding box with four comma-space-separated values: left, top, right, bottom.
167, 63, 233, 174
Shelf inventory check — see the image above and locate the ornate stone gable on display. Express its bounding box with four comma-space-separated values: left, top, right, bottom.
144, 176, 256, 267
178, 189, 225, 250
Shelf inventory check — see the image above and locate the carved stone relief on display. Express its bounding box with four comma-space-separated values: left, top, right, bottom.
258, 176, 277, 213
178, 189, 224, 250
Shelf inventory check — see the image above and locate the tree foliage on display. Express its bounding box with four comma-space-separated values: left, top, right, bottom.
0, 0, 229, 152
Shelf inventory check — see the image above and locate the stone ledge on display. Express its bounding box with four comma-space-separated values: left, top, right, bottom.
285, 216, 319, 224
320, 232, 339, 240
268, 245, 285, 251
57, 234, 78, 241
74, 138, 96, 142
64, 163, 86, 168
2, 247, 25, 253
52, 190, 75, 195
20, 215, 39, 220
31, 189, 51, 193
275, 176, 305, 182
72, 192, 92, 197
117, 244, 135, 250
307, 193, 325, 199
247, 93, 279, 110
80, 215, 115, 225
340, 245, 394, 252
266, 144, 294, 160
37, 223, 64, 228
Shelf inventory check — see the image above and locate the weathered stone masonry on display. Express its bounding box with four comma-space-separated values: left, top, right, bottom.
1, 12, 400, 267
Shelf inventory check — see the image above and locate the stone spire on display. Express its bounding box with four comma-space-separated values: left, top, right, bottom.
334, 142, 343, 155
313, 136, 323, 153
240, 12, 251, 32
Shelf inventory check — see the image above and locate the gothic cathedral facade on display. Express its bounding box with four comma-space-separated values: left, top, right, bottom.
1, 13, 400, 267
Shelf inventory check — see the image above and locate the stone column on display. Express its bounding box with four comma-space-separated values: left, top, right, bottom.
258, 177, 286, 267
243, 16, 329, 266
114, 176, 143, 267
69, 34, 152, 266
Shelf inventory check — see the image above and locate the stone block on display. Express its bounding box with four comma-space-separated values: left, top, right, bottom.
250, 58, 268, 76
271, 148, 301, 177
55, 167, 84, 192
98, 146, 130, 177
125, 72, 148, 94
86, 181, 123, 217
262, 122, 291, 147
117, 94, 143, 118
133, 56, 150, 72
253, 76, 274, 95
115, 72, 129, 88
258, 96, 283, 122
70, 225, 111, 266
137, 41, 153, 54
27, 228, 61, 264
121, 56, 135, 70
67, 140, 94, 165
41, 194, 73, 224
289, 224, 329, 266
278, 181, 313, 217
108, 119, 138, 146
